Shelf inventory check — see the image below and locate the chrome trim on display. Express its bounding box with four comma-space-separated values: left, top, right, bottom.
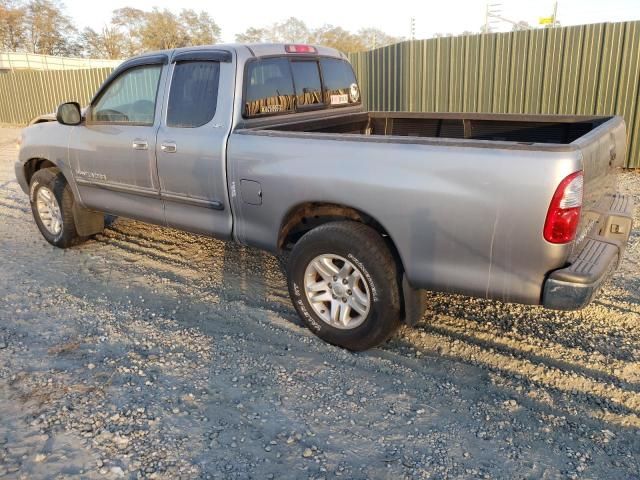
75, 179, 224, 210
161, 192, 224, 210
160, 142, 177, 153
75, 178, 159, 198
132, 139, 149, 150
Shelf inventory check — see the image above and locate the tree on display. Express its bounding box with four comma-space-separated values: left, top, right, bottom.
235, 26, 267, 43
23, 0, 78, 55
81, 26, 124, 59
179, 9, 220, 45
269, 17, 310, 43
312, 24, 363, 53
235, 18, 402, 53
0, 0, 26, 51
101, 26, 125, 59
138, 8, 186, 51
1, 0, 79, 54
357, 27, 402, 50
512, 20, 531, 31
88, 7, 222, 58
111, 7, 145, 56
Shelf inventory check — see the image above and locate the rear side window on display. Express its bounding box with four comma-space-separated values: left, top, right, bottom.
245, 58, 295, 117
167, 61, 220, 128
320, 58, 360, 106
291, 61, 322, 107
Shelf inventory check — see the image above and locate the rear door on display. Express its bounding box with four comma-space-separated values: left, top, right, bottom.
156, 50, 234, 238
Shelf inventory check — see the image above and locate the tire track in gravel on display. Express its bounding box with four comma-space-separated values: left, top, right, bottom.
84, 217, 293, 318
0, 198, 30, 213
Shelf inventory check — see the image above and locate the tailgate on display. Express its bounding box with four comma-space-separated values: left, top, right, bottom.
543, 116, 633, 310
570, 116, 632, 253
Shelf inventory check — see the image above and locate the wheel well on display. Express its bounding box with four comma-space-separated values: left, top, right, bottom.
278, 202, 405, 272
24, 158, 58, 185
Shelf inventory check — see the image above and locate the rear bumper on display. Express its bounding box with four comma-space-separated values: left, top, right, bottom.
542, 193, 634, 310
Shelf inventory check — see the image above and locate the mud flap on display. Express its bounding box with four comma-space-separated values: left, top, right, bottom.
402, 274, 426, 327
72, 203, 104, 236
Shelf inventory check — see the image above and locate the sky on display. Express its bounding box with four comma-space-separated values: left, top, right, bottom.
64, 0, 640, 42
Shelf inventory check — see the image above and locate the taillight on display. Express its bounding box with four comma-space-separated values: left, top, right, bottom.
285, 44, 317, 54
543, 171, 584, 244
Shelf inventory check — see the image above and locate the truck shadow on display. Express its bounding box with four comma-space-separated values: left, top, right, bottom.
94, 217, 640, 428
10, 211, 638, 477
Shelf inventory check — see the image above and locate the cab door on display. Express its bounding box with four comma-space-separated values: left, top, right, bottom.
156, 50, 234, 238
69, 56, 168, 224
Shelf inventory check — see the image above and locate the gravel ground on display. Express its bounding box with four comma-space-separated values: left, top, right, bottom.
0, 126, 639, 479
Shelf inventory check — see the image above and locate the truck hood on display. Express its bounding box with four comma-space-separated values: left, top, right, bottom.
29, 113, 56, 125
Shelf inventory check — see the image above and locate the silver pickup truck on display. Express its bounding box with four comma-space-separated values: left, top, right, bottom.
16, 43, 634, 350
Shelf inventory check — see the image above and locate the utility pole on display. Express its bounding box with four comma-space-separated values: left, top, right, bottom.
409, 17, 416, 110
484, 3, 502, 33
485, 2, 536, 32
552, 1, 558, 26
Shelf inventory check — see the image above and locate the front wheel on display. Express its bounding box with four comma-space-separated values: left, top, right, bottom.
287, 221, 401, 351
30, 168, 85, 248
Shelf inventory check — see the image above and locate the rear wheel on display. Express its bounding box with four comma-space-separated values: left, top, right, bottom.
287, 221, 401, 351
30, 168, 85, 248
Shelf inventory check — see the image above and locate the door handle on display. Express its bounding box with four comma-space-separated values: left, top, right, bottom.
132, 139, 148, 150
161, 142, 177, 153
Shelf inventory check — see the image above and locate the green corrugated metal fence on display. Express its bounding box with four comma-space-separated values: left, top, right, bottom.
349, 21, 640, 168
1, 21, 639, 167
0, 67, 113, 125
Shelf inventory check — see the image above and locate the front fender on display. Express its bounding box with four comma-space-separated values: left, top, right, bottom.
16, 122, 83, 204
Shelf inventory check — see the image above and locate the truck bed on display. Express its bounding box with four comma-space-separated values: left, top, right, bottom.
250, 111, 612, 146
231, 110, 627, 305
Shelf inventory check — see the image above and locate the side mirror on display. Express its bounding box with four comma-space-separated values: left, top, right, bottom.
56, 102, 82, 126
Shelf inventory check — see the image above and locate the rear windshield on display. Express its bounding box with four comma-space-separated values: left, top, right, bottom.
291, 61, 323, 107
244, 56, 360, 118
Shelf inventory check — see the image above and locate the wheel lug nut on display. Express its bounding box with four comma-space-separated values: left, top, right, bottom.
347, 289, 352, 295
333, 276, 338, 281
342, 279, 348, 285
342, 297, 347, 303
332, 294, 337, 299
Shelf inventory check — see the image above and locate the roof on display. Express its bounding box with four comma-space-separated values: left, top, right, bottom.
125, 43, 347, 65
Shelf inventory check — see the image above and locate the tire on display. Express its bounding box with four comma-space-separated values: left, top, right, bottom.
287, 221, 401, 351
29, 168, 85, 248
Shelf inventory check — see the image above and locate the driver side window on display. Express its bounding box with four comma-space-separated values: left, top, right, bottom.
90, 65, 162, 125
